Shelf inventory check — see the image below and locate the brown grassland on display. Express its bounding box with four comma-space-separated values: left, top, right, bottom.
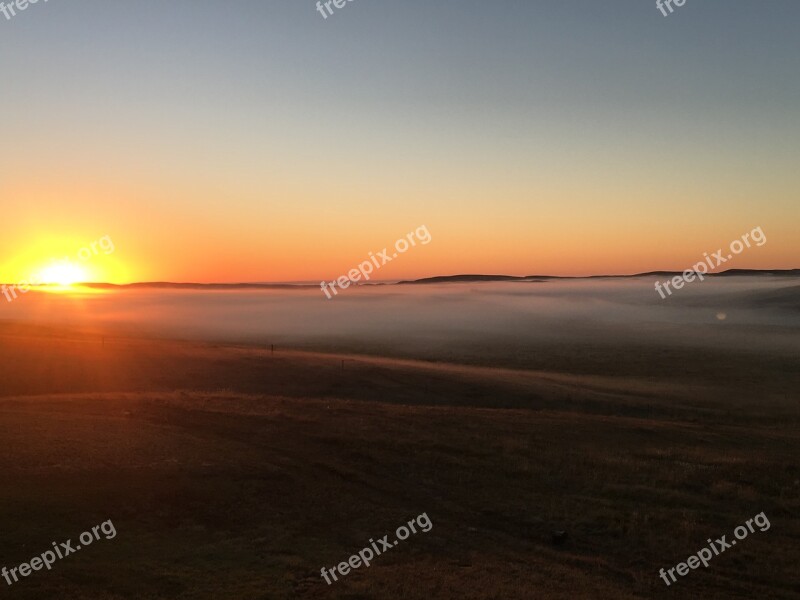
0, 323, 798, 599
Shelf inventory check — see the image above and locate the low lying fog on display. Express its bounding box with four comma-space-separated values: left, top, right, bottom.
3, 277, 799, 363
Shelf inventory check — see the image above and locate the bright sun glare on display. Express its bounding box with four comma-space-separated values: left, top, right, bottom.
37, 263, 88, 286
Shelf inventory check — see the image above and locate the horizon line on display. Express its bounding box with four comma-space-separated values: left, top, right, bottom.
6, 268, 799, 288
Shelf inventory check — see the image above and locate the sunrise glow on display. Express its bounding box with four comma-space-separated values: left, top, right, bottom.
35, 262, 88, 286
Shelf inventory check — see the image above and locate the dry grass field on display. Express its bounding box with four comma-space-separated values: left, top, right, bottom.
0, 323, 798, 599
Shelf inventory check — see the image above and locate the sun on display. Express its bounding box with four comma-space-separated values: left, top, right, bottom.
37, 262, 88, 286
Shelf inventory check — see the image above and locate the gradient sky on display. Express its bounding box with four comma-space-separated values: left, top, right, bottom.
1, 0, 798, 283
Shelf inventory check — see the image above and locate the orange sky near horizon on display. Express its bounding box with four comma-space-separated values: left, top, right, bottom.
1, 171, 797, 284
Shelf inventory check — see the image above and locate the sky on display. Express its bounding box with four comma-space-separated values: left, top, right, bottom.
1, 0, 798, 283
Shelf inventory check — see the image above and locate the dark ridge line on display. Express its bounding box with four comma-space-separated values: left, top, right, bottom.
8, 268, 798, 288
398, 269, 800, 284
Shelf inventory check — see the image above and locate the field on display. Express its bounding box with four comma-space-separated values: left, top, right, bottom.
0, 323, 798, 599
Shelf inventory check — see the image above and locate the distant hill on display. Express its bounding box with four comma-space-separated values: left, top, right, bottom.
398, 275, 531, 284
36, 269, 797, 289
712, 269, 800, 277
399, 269, 800, 285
